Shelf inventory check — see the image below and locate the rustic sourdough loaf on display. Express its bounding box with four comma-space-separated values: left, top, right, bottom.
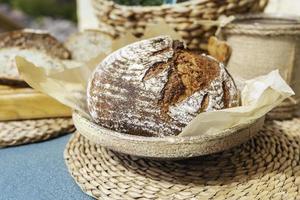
0, 29, 71, 87
87, 36, 239, 137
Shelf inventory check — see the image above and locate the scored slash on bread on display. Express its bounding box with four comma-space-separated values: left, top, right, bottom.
64, 30, 113, 62
87, 36, 240, 137
0, 29, 71, 87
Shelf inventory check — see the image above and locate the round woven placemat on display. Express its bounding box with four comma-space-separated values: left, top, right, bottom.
65, 118, 300, 199
0, 118, 75, 148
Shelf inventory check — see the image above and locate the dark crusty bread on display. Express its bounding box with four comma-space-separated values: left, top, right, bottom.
87, 36, 239, 137
64, 30, 113, 62
0, 29, 71, 86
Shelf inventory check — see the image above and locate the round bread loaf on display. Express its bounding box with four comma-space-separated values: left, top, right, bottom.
87, 36, 239, 137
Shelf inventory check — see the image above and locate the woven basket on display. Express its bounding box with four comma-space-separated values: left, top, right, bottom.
91, 0, 268, 51
65, 117, 300, 199
221, 14, 300, 119
0, 118, 75, 148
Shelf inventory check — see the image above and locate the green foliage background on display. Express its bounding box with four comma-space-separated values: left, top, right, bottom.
0, 0, 76, 21
0, 0, 186, 21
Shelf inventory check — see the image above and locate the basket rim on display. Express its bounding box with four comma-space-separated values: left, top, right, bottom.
224, 14, 300, 33
73, 110, 264, 144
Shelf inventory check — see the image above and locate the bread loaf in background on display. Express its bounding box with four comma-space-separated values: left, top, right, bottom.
87, 36, 239, 137
0, 29, 71, 87
64, 30, 112, 62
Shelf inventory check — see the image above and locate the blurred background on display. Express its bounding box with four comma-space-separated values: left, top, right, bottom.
0, 0, 77, 40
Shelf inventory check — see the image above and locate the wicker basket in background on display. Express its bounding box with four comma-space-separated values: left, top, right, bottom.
91, 0, 268, 50
222, 14, 300, 119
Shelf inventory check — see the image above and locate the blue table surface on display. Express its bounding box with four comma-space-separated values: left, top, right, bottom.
0, 134, 92, 200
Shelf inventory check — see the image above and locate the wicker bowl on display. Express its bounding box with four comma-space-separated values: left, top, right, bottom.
73, 111, 265, 159
91, 0, 268, 51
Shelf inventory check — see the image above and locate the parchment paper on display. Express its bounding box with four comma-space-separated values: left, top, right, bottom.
15, 22, 294, 137
180, 70, 294, 136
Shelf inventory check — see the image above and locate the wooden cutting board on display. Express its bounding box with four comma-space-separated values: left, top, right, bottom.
0, 85, 71, 121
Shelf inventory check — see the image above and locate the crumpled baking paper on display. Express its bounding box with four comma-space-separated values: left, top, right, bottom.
14, 21, 294, 137
180, 70, 294, 136
16, 53, 294, 136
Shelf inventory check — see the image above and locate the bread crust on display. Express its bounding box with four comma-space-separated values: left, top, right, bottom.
0, 29, 70, 59
0, 29, 71, 86
88, 36, 239, 137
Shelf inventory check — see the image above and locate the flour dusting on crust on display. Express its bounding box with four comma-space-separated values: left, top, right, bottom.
87, 36, 239, 137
